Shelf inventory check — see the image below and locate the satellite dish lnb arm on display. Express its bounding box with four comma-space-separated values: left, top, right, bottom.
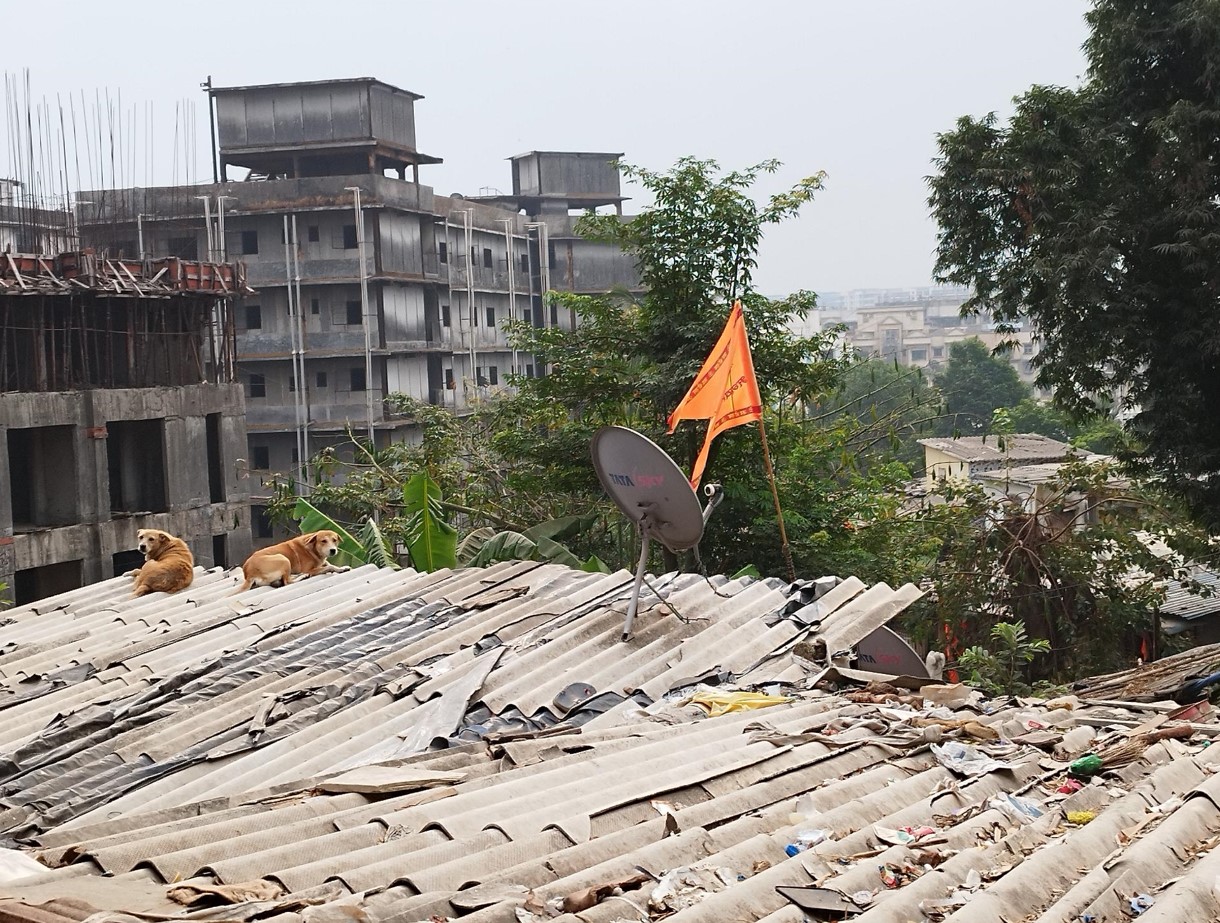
702, 483, 724, 526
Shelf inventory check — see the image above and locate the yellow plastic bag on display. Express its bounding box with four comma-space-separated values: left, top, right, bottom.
685, 690, 790, 717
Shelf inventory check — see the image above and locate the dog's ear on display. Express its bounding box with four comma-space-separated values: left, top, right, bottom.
304, 532, 319, 548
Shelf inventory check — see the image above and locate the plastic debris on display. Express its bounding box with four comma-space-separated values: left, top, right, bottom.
1066, 810, 1096, 825
1057, 778, 1085, 794
1068, 753, 1104, 778
932, 741, 1022, 777
989, 792, 1044, 824
684, 689, 790, 717
1129, 893, 1155, 915
648, 866, 736, 914
874, 823, 937, 846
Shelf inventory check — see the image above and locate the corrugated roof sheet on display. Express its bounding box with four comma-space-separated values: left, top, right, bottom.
0, 564, 1217, 922
918, 433, 1080, 464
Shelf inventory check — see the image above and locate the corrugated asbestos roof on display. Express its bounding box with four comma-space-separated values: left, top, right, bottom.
918, 434, 1080, 464
0, 564, 1217, 921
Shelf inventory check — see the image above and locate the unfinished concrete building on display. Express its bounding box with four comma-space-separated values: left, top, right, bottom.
77, 78, 640, 542
0, 251, 252, 604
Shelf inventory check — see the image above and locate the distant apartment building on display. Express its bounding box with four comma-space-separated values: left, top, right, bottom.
75, 78, 641, 543
836, 291, 1045, 393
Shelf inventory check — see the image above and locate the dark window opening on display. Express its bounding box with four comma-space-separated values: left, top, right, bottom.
244, 304, 262, 330
206, 412, 225, 503
476, 367, 487, 386
520, 253, 529, 273
107, 419, 168, 514
248, 374, 266, 399
486, 307, 495, 328
445, 367, 455, 389
523, 308, 532, 326
438, 242, 448, 264
291, 447, 299, 464
550, 303, 559, 327
167, 236, 198, 259
307, 225, 320, 242
472, 306, 478, 326
488, 366, 499, 386
525, 363, 535, 378
113, 549, 145, 578
240, 230, 259, 255
441, 304, 451, 327
342, 224, 358, 249
8, 425, 78, 529
14, 561, 82, 605
483, 247, 493, 269
252, 446, 270, 470
316, 371, 328, 388
351, 367, 367, 392
346, 300, 363, 325
288, 376, 296, 393
212, 534, 228, 569
311, 298, 320, 315
253, 505, 274, 539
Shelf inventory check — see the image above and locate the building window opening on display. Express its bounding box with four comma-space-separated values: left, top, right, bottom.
441, 304, 451, 327
483, 247, 493, 269
253, 505, 274, 539
351, 367, 367, 392
206, 412, 225, 503
486, 307, 495, 328
7, 425, 78, 530
307, 225, 320, 243
240, 230, 259, 255
14, 561, 82, 605
244, 304, 262, 330
342, 225, 358, 249
488, 366, 499, 386
438, 242, 448, 264
444, 367, 454, 389
247, 373, 266, 399
316, 371, 328, 388
251, 446, 271, 470
107, 419, 168, 514
346, 300, 363, 325
311, 298, 320, 315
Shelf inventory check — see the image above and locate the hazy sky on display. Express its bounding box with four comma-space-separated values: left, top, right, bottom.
4, 0, 1091, 296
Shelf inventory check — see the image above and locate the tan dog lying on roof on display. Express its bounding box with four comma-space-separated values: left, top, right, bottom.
235, 529, 349, 592
127, 529, 195, 596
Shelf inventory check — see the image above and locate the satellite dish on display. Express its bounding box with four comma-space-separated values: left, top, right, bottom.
591, 426, 724, 640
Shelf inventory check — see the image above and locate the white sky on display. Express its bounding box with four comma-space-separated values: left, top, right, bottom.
3, 0, 1091, 296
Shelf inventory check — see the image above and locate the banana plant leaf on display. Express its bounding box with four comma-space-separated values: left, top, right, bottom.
291, 498, 366, 568
358, 518, 401, 570
468, 530, 607, 572
522, 514, 597, 543
456, 526, 497, 565
402, 472, 458, 572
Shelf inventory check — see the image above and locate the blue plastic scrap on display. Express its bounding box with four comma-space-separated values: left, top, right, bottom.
1129, 893, 1155, 915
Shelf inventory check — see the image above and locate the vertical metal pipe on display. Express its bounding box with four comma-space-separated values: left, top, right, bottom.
500, 218, 517, 375
347, 186, 376, 446
195, 195, 213, 261
136, 213, 146, 261
216, 195, 235, 262
283, 215, 306, 488
291, 213, 309, 488
464, 208, 477, 397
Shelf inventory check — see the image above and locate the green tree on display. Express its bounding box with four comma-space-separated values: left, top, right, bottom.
929, 0, 1220, 524
934, 338, 1030, 435
1005, 398, 1075, 442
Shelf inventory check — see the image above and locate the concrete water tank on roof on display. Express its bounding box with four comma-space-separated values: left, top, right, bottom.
211, 78, 441, 176
509, 151, 625, 205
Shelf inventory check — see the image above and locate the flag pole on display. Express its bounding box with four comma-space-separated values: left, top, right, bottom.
756, 415, 795, 582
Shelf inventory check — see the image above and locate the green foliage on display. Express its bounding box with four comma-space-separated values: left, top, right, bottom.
1005, 398, 1076, 442
958, 621, 1052, 696
357, 519, 400, 570
0, 580, 8, 609
904, 458, 1213, 681
401, 472, 458, 572
934, 338, 1030, 436
929, 0, 1220, 524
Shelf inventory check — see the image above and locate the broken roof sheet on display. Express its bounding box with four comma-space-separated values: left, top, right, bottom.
0, 564, 1218, 921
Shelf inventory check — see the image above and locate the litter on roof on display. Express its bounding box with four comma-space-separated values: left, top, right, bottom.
0, 562, 1217, 922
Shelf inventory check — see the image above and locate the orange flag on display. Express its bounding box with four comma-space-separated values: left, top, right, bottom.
667, 300, 763, 487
